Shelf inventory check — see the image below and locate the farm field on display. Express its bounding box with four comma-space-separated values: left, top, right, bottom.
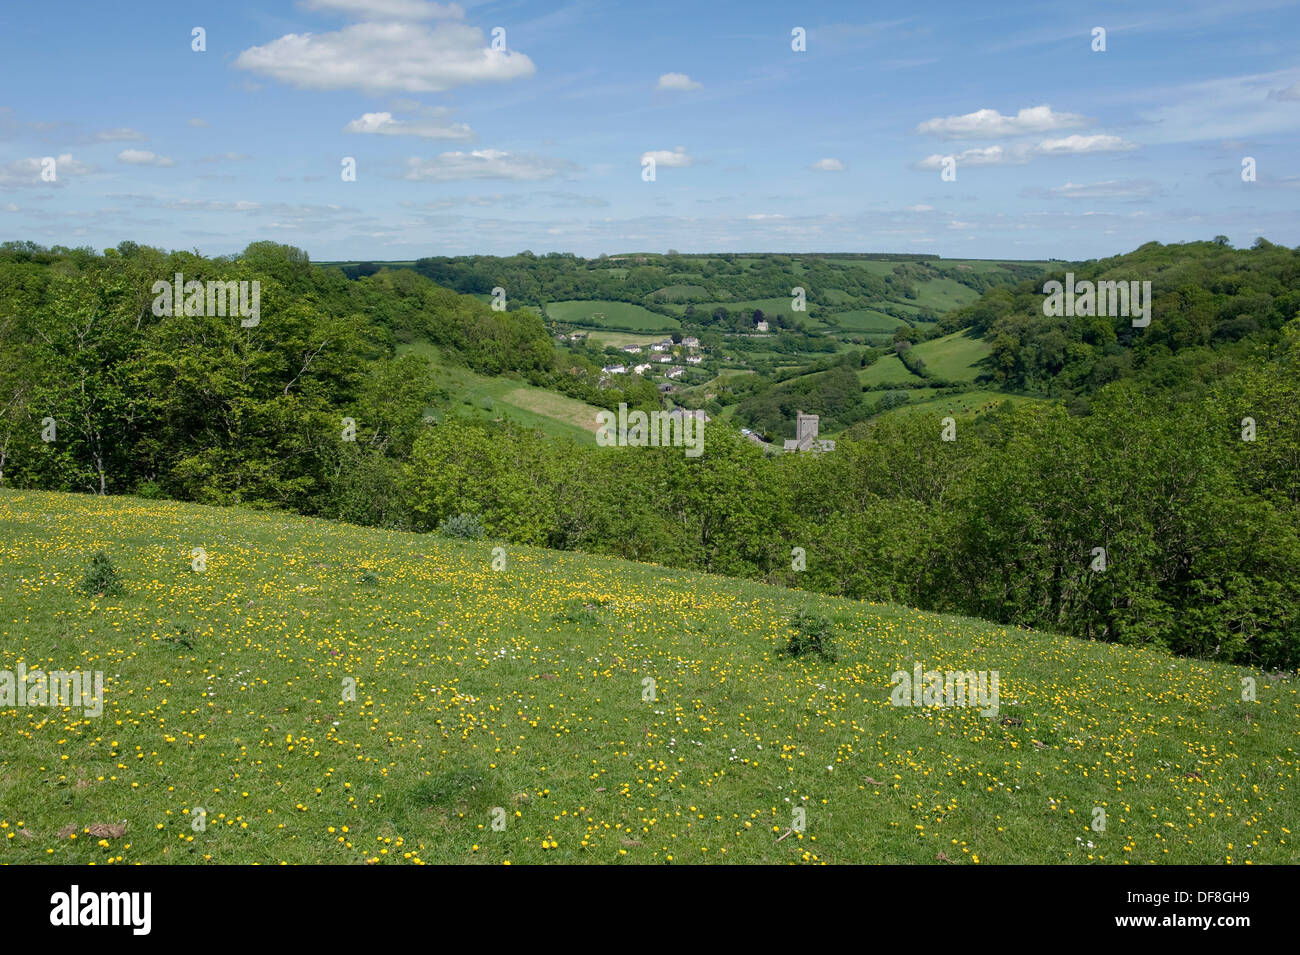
398, 342, 602, 439
0, 489, 1293, 865
546, 300, 679, 332
882, 389, 1044, 420
872, 386, 942, 407
826, 309, 910, 333
859, 354, 923, 386
582, 331, 669, 348
904, 278, 983, 312
910, 330, 992, 382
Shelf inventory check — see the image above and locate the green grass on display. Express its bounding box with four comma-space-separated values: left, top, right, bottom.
828, 309, 910, 333
546, 300, 679, 332
0, 488, 1294, 864
880, 390, 1044, 420
822, 259, 902, 274
399, 342, 602, 440
871, 387, 941, 407
944, 259, 1053, 274
910, 330, 991, 382
903, 278, 982, 312
859, 354, 923, 386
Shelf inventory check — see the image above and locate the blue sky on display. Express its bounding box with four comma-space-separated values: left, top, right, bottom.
2, 0, 1298, 260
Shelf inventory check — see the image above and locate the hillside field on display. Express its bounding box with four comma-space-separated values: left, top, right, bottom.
0, 490, 1293, 865
910, 330, 991, 382
883, 390, 1044, 420
397, 342, 602, 440
860, 354, 923, 386
545, 300, 679, 332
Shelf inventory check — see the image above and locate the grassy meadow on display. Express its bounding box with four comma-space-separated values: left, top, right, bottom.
910, 330, 992, 382
545, 300, 679, 332
0, 489, 1293, 865
860, 354, 923, 386
397, 342, 602, 440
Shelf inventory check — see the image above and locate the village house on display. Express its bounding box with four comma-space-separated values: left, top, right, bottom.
667, 407, 709, 424
681, 336, 700, 348
686, 354, 703, 365
665, 366, 685, 379
602, 364, 626, 375
655, 354, 672, 363
633, 363, 652, 374
755, 320, 769, 332
621, 344, 642, 354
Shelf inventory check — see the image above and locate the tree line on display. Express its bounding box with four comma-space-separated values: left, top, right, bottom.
2, 238, 1297, 669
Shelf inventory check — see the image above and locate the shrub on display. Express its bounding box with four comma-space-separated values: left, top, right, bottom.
553, 597, 608, 626
438, 512, 486, 540
784, 608, 837, 662
161, 625, 195, 649
133, 480, 164, 500
79, 550, 126, 598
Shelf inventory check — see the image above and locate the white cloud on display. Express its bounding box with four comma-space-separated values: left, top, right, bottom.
1268, 80, 1300, 101
235, 21, 535, 94
344, 110, 474, 140
916, 105, 1090, 139
144, 197, 261, 211
1040, 179, 1161, 199
198, 152, 253, 162
917, 145, 1018, 168
642, 146, 693, 168
904, 204, 935, 212
1137, 69, 1300, 144
94, 127, 146, 142
403, 149, 574, 181
917, 134, 1136, 168
811, 158, 845, 172
401, 193, 529, 211
117, 149, 175, 166
543, 191, 609, 209
299, 0, 464, 19
1036, 134, 1136, 155
657, 72, 702, 91
188, 118, 209, 127
0, 153, 93, 187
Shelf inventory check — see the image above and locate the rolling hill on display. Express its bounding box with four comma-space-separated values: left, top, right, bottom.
0, 488, 1293, 865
